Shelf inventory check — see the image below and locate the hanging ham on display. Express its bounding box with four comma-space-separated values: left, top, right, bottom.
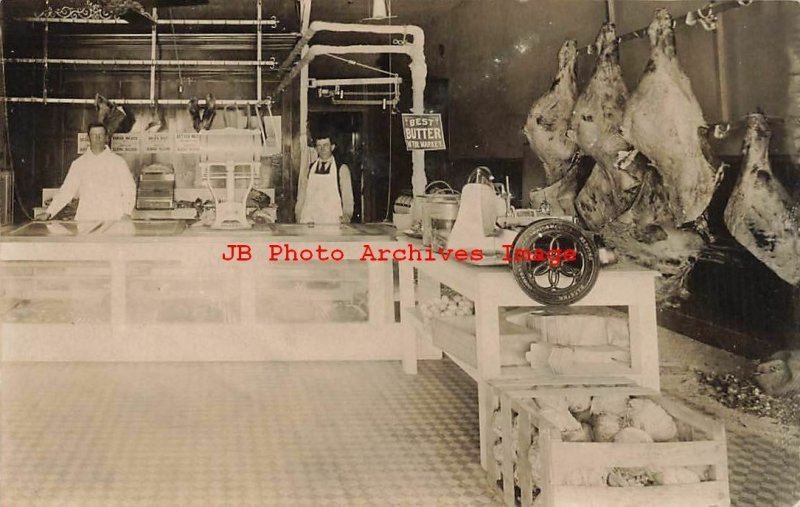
620, 8, 718, 226
724, 113, 800, 285
524, 39, 580, 186
572, 23, 648, 230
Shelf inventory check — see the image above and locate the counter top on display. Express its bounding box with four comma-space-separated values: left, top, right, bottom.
0, 220, 397, 243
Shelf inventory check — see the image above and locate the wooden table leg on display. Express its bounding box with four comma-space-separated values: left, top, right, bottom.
628, 276, 660, 391
475, 283, 502, 470
399, 261, 417, 374
368, 260, 393, 324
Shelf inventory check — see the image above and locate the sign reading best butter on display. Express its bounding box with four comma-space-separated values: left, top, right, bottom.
401, 114, 446, 151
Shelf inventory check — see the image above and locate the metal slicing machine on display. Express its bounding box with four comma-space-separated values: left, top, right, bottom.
446, 166, 575, 263
446, 166, 604, 305
199, 128, 261, 229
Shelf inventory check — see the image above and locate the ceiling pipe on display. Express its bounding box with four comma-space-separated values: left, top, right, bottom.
277, 21, 428, 195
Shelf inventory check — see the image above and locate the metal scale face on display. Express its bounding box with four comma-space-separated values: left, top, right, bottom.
509, 219, 600, 305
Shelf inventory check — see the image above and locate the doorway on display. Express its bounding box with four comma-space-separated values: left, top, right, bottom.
308, 111, 364, 223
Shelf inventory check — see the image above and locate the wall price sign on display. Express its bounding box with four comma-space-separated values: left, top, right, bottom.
143, 133, 172, 153
174, 133, 201, 153
401, 114, 446, 151
77, 133, 140, 153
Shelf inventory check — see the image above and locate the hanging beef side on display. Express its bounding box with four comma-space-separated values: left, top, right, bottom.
572, 23, 649, 230
620, 8, 718, 226
524, 39, 580, 186
724, 113, 800, 285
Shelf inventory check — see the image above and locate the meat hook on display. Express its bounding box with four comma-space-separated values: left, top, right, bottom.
696, 6, 718, 31
713, 123, 730, 139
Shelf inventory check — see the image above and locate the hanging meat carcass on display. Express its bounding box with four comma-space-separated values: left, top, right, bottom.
620, 8, 719, 226
724, 113, 800, 285
528, 162, 587, 217
571, 23, 649, 230
524, 39, 581, 186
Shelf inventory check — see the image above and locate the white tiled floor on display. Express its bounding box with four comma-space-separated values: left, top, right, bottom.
1, 361, 501, 506
2, 359, 798, 506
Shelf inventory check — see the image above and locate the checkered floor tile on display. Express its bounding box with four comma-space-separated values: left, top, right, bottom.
1, 361, 502, 506
1, 359, 798, 506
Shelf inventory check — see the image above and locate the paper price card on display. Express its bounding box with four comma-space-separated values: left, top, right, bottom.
111, 134, 141, 153
174, 133, 201, 153
143, 132, 172, 153
77, 133, 89, 154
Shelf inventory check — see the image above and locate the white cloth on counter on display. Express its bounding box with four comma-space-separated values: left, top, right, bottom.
46, 146, 136, 221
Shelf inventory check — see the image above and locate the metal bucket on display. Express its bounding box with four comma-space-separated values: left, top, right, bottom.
420, 182, 460, 246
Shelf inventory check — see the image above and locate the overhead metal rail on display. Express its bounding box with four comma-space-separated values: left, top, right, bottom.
3, 0, 290, 106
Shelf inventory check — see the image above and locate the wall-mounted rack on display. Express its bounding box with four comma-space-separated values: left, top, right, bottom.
1, 97, 273, 106
3, 0, 295, 106
21, 16, 279, 27
4, 58, 278, 67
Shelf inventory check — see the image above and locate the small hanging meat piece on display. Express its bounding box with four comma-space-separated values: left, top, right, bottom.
723, 113, 800, 285
94, 93, 128, 135
524, 39, 580, 186
201, 93, 217, 130
621, 9, 718, 226
188, 97, 202, 133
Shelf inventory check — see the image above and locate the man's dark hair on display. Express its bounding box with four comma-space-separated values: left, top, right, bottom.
312, 128, 337, 146
87, 122, 108, 136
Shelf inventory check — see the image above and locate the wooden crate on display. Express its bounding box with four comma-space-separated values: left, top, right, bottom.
485, 380, 730, 507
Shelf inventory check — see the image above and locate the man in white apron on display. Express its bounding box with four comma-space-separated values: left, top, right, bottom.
295, 134, 354, 224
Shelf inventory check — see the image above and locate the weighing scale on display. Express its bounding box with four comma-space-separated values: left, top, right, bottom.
199, 128, 261, 229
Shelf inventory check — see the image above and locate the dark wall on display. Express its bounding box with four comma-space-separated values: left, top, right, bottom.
614, 0, 794, 154
421, 0, 795, 205
424, 0, 605, 160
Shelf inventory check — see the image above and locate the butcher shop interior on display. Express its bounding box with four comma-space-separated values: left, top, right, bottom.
0, 0, 798, 505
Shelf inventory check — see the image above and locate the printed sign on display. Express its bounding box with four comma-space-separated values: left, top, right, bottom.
111, 134, 140, 153
143, 132, 172, 153
175, 133, 201, 153
77, 133, 89, 154
401, 114, 446, 151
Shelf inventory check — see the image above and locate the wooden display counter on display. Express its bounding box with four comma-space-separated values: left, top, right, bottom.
0, 221, 417, 371
398, 249, 661, 468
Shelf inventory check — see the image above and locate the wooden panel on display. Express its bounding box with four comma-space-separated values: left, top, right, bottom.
550, 441, 726, 475
550, 482, 728, 507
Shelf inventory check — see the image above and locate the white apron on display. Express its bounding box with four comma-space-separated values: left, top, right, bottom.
299, 157, 342, 223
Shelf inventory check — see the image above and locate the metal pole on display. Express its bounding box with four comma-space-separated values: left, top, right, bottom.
150, 8, 158, 105
606, 0, 616, 24
298, 0, 311, 221
715, 17, 730, 121
257, 0, 262, 103
43, 13, 49, 103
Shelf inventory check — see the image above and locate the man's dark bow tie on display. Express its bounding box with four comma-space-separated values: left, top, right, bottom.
315, 160, 331, 174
